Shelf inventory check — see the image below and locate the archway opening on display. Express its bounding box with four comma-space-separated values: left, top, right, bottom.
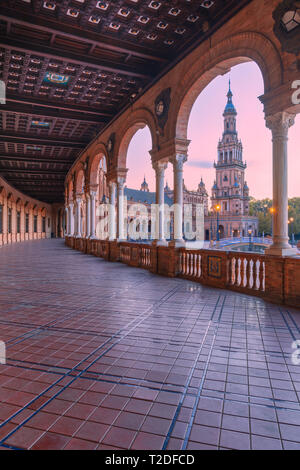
124, 125, 157, 241
182, 61, 270, 244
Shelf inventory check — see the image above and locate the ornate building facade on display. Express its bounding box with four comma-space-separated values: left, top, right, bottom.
204, 82, 258, 240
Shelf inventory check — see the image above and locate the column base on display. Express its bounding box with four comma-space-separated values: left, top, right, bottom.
168, 239, 186, 248
266, 245, 298, 257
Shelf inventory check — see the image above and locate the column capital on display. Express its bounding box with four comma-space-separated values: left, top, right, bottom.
265, 111, 295, 138
117, 176, 126, 188
152, 160, 168, 174
170, 153, 187, 171
90, 190, 97, 199
107, 167, 128, 184
108, 180, 117, 189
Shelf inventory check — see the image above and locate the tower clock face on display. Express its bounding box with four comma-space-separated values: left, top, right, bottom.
156, 100, 164, 116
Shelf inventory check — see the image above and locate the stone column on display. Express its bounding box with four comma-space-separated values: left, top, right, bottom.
109, 181, 116, 241
69, 203, 74, 236
117, 177, 126, 241
153, 161, 168, 245
266, 112, 296, 256
90, 191, 97, 239
75, 196, 82, 238
85, 194, 91, 239
170, 154, 187, 246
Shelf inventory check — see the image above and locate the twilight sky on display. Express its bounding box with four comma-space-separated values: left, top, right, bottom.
126, 62, 299, 201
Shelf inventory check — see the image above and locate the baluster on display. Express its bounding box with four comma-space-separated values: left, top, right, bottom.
190, 253, 194, 277
197, 254, 201, 278
185, 253, 188, 275
245, 258, 252, 289
235, 257, 240, 286
229, 257, 234, 285
240, 258, 246, 287
261, 261, 266, 291
253, 259, 259, 290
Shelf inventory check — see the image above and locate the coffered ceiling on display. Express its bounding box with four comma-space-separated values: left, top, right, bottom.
0, 0, 252, 203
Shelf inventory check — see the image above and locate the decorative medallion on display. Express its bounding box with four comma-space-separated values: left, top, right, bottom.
31, 120, 50, 128
43, 72, 70, 85
208, 256, 222, 279
107, 133, 115, 154
273, 0, 300, 55
155, 88, 171, 131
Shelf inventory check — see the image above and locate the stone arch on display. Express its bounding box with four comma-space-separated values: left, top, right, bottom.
67, 179, 74, 203
75, 169, 85, 195
115, 107, 158, 168
173, 32, 283, 140
88, 143, 108, 187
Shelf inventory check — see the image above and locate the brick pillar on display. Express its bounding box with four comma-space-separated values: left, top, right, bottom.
264, 255, 285, 305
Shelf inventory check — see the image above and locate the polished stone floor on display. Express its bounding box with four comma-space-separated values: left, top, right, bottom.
0, 239, 300, 450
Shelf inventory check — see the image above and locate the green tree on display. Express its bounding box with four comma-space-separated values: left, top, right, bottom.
249, 197, 300, 240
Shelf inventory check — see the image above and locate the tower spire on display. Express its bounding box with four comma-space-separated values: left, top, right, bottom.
224, 79, 236, 116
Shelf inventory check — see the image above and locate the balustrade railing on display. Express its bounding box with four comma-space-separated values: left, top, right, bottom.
65, 237, 300, 308
227, 252, 265, 293
179, 250, 202, 280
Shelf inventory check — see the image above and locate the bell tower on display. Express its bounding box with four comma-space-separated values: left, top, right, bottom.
211, 81, 250, 217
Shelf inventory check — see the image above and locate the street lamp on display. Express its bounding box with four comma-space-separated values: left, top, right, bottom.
289, 217, 295, 245
215, 204, 221, 242
248, 229, 253, 249
269, 207, 275, 240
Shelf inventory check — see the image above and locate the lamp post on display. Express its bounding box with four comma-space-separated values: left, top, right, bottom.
215, 204, 221, 243
288, 217, 295, 246
270, 207, 275, 241
248, 229, 253, 250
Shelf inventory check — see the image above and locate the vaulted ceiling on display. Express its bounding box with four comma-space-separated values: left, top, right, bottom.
0, 0, 252, 203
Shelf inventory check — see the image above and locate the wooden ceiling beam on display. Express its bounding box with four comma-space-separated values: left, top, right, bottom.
5, 97, 113, 118
0, 155, 73, 164
0, 134, 86, 148
0, 12, 168, 64
0, 38, 154, 79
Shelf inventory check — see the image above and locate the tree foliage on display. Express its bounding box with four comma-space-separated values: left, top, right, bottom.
249, 197, 300, 239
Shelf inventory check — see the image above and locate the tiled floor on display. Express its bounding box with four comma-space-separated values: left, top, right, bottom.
0, 239, 300, 450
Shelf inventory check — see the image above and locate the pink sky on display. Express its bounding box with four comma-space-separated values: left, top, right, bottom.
126, 62, 299, 201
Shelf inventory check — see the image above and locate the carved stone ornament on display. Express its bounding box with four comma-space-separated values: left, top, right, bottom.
273, 0, 300, 55
155, 88, 171, 130
107, 133, 115, 155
